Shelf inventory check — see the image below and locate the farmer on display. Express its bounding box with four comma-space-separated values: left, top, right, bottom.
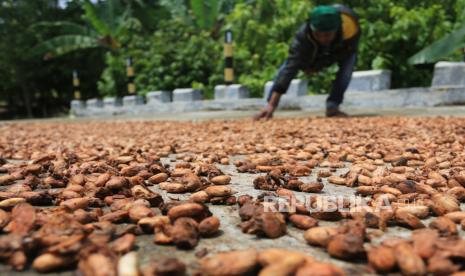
255, 4, 360, 119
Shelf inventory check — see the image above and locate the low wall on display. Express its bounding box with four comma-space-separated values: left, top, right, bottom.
72, 86, 465, 117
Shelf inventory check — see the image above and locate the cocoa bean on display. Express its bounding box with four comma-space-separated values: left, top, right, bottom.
33, 253, 75, 273
431, 193, 460, 215
199, 216, 220, 237
394, 242, 426, 276
327, 233, 365, 260
303, 226, 338, 247
295, 262, 345, 276
167, 202, 210, 222
289, 214, 318, 230
117, 252, 139, 276
204, 186, 232, 197
159, 182, 186, 193
78, 253, 116, 276
429, 216, 457, 236
142, 257, 186, 276
367, 245, 396, 273
60, 197, 90, 211
128, 205, 155, 223
199, 249, 258, 276
110, 233, 136, 254
412, 228, 438, 259
148, 172, 169, 184
210, 175, 231, 185
299, 182, 324, 193
190, 191, 210, 203
169, 217, 199, 249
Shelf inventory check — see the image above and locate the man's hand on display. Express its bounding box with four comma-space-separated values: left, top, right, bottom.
253, 106, 274, 120
253, 91, 282, 121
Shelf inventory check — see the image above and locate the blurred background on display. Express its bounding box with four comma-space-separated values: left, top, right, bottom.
1, 0, 464, 119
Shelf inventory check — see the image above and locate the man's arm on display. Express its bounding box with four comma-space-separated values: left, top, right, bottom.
271, 24, 311, 96
255, 24, 312, 120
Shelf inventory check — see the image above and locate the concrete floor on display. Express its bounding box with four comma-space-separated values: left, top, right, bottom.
2, 153, 464, 275
2, 105, 465, 124
1, 105, 465, 275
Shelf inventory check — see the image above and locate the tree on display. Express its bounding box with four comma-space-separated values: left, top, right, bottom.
32, 0, 137, 59
0, 0, 103, 118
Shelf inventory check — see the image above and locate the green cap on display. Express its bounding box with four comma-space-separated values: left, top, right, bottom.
309, 5, 341, 32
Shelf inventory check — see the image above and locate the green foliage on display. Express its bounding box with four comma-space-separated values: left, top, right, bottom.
98, 19, 221, 98
190, 0, 220, 29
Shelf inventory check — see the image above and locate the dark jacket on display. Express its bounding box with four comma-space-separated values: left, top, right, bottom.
272, 4, 361, 94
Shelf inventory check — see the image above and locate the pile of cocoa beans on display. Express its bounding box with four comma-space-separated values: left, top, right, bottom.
0, 116, 464, 275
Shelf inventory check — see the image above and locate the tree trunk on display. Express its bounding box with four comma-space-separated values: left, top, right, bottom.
21, 85, 33, 118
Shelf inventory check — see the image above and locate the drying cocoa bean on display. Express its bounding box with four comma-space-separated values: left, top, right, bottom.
169, 217, 199, 249
5, 203, 36, 236
199, 216, 220, 237
412, 228, 438, 259
429, 216, 457, 236
444, 211, 465, 223
395, 209, 425, 229
159, 182, 186, 193
0, 198, 27, 210
110, 233, 136, 254
105, 176, 128, 190
148, 172, 169, 184
289, 214, 318, 230
210, 175, 231, 185
0, 209, 10, 229
142, 257, 186, 276
204, 186, 233, 197
199, 249, 258, 276
99, 210, 129, 223
190, 191, 210, 203
167, 202, 210, 222
327, 233, 365, 260
394, 242, 426, 276
295, 262, 345, 276
128, 205, 155, 223
78, 253, 117, 276
431, 193, 460, 215
299, 181, 324, 193
117, 252, 139, 276
33, 253, 75, 273
367, 245, 396, 273
60, 197, 90, 211
303, 226, 338, 247
427, 251, 460, 276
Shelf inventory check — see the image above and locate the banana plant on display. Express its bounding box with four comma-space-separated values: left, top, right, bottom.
189, 0, 220, 29
408, 22, 465, 64
31, 0, 143, 59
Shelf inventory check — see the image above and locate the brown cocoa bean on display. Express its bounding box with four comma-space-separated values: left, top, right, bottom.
60, 197, 90, 211
289, 214, 318, 230
303, 226, 338, 247
148, 172, 169, 184
199, 249, 258, 276
429, 216, 457, 236
210, 175, 231, 185
367, 245, 396, 273
394, 242, 426, 276
327, 233, 365, 260
169, 217, 199, 249
33, 253, 75, 273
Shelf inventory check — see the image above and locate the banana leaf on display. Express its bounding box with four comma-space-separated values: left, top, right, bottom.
30, 35, 100, 59
408, 23, 465, 64
190, 0, 220, 30
82, 0, 112, 36
31, 21, 92, 36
